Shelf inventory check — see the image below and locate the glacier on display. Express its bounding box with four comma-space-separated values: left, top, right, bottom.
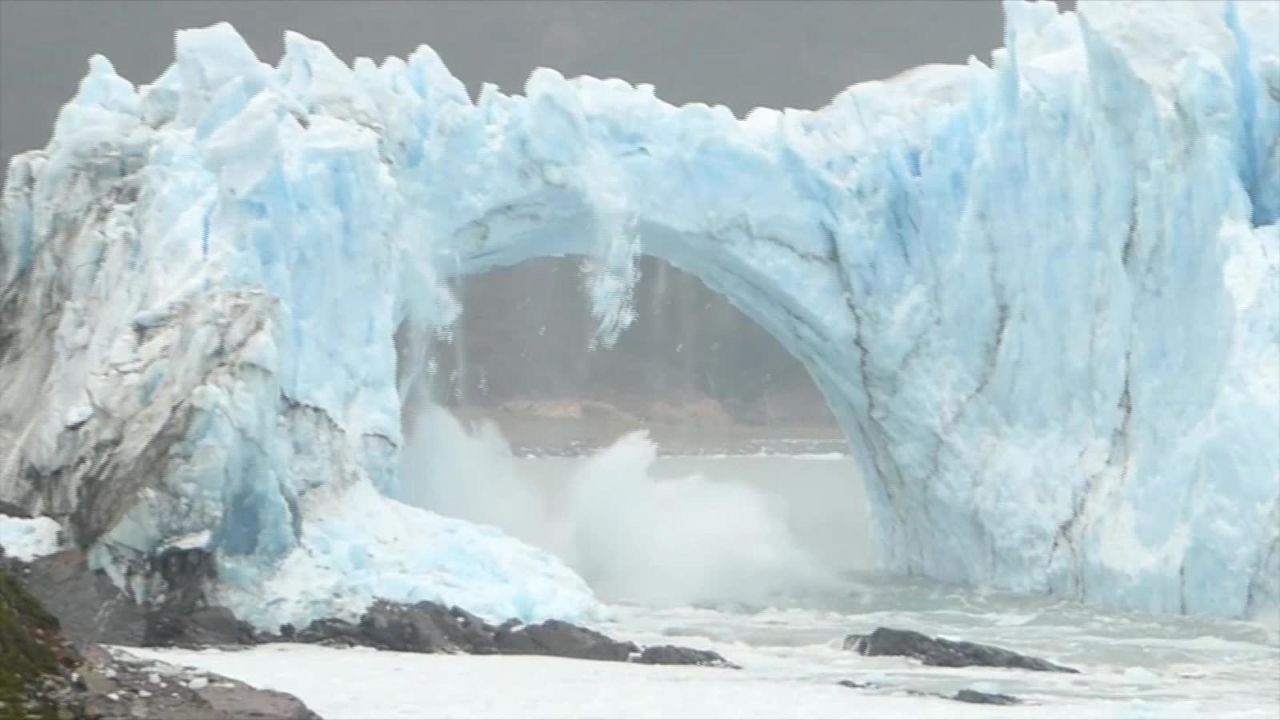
0, 0, 1277, 628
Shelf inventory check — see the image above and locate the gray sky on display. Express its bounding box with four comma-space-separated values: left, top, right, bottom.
0, 0, 1051, 163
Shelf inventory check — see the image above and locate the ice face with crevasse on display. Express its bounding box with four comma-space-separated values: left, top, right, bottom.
0, 0, 1276, 629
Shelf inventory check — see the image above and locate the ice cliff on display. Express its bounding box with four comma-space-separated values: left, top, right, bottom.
1, 0, 1277, 626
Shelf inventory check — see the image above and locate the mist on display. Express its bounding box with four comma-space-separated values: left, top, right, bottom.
393, 252, 870, 608
396, 403, 859, 608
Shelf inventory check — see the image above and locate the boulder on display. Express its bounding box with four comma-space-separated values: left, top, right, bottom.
147, 546, 218, 612
836, 679, 876, 690
15, 551, 734, 670
291, 600, 732, 667
291, 618, 366, 647
0, 500, 30, 518
356, 600, 497, 654
495, 619, 637, 662
1, 564, 318, 719
633, 645, 733, 667
10, 549, 147, 646
12, 547, 254, 649
836, 678, 1023, 707
144, 605, 257, 648
843, 627, 1078, 673
953, 689, 1021, 705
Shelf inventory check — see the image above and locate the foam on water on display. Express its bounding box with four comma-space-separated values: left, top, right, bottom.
397, 404, 846, 607
128, 559, 1280, 719
128, 401, 1280, 717
592, 569, 1280, 717
391, 406, 1278, 717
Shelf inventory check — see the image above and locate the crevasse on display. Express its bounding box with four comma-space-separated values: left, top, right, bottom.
0, 0, 1276, 628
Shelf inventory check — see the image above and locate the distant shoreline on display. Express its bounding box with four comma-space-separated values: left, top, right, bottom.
442, 400, 848, 457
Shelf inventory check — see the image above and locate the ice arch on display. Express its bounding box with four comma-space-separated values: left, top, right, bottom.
0, 1, 1276, 622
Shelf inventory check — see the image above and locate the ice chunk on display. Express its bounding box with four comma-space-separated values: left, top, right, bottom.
216, 479, 603, 631
0, 515, 62, 562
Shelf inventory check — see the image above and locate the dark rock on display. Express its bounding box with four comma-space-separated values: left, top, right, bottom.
843, 627, 1079, 673
192, 676, 320, 719
294, 617, 365, 647
14, 549, 147, 646
15, 547, 252, 649
836, 679, 876, 690
633, 645, 733, 667
78, 644, 320, 719
836, 678, 1023, 707
135, 547, 255, 648
144, 605, 257, 647
292, 599, 730, 667
14, 546, 733, 671
0, 565, 83, 717
2, 565, 318, 719
0, 499, 31, 518
357, 600, 498, 654
293, 601, 501, 655
148, 547, 217, 611
953, 689, 1021, 705
496, 619, 636, 662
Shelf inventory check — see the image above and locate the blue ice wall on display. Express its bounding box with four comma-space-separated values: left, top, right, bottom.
0, 0, 1276, 621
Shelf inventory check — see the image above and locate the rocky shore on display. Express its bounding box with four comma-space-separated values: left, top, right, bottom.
2, 542, 733, 718
1, 559, 315, 720
5, 517, 1088, 717
843, 626, 1079, 673
444, 399, 846, 457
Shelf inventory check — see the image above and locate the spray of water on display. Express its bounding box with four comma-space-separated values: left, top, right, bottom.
397, 404, 840, 608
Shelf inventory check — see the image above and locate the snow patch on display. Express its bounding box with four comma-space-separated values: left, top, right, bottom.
0, 515, 62, 562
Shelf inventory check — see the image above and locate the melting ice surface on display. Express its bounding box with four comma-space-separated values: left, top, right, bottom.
0, 0, 1278, 630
